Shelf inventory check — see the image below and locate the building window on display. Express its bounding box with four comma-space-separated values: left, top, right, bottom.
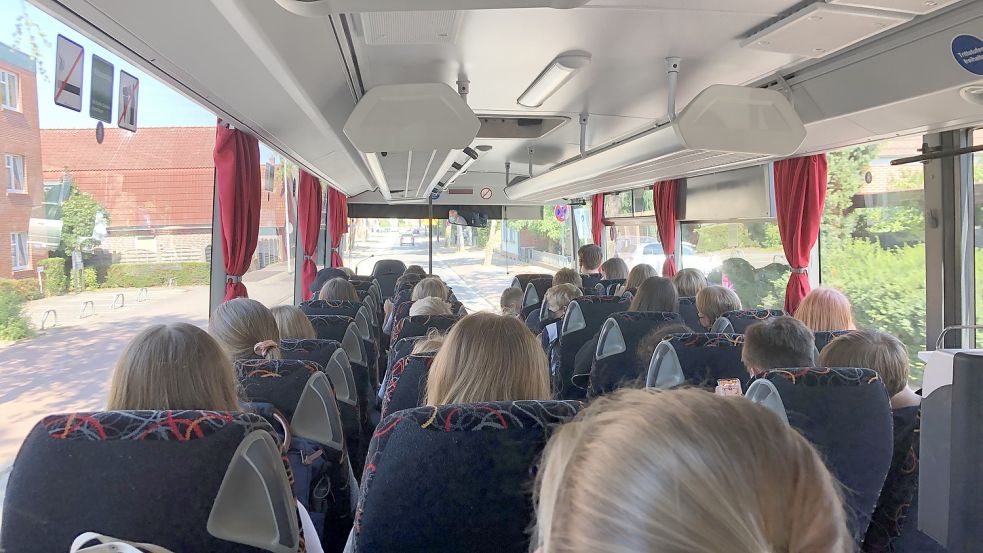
0, 71, 19, 111
10, 233, 28, 271
5, 154, 25, 192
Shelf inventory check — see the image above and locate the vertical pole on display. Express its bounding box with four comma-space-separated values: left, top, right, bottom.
428, 193, 434, 275
209, 167, 226, 313
504, 205, 510, 275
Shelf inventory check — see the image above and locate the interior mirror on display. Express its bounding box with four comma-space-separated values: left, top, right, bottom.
448, 209, 488, 228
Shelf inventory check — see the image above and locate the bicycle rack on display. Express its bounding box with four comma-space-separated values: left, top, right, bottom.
167, 278, 177, 287
136, 287, 148, 302
40, 309, 57, 330
111, 293, 125, 310
79, 301, 95, 319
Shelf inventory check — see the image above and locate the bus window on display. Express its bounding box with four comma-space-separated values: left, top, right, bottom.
241, 149, 297, 307
820, 137, 926, 385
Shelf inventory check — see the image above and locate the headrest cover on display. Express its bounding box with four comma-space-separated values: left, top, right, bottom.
325, 348, 357, 406
647, 341, 684, 388
710, 316, 733, 333
596, 318, 627, 360
523, 282, 540, 308
341, 324, 366, 365
562, 301, 586, 335
745, 379, 789, 425
290, 372, 345, 452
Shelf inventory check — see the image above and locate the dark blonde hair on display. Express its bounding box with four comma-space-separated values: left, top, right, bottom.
696, 286, 742, 325
673, 268, 708, 298
319, 277, 359, 301
625, 264, 658, 290
108, 323, 241, 411
271, 305, 317, 340
636, 323, 693, 366
500, 287, 523, 316
600, 257, 629, 281
820, 330, 909, 396
578, 245, 602, 272
533, 388, 851, 553
629, 276, 678, 313
412, 276, 449, 301
553, 268, 583, 287
209, 298, 282, 361
795, 287, 856, 332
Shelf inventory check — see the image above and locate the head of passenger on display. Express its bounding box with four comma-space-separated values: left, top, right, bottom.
600, 257, 629, 281
209, 297, 282, 362
339, 267, 355, 279
628, 276, 679, 313
552, 268, 583, 288
577, 244, 602, 274
500, 287, 523, 317
794, 287, 856, 332
624, 264, 658, 291
318, 277, 359, 301
107, 322, 241, 411
404, 265, 428, 278
544, 284, 582, 321
820, 330, 917, 409
270, 305, 317, 340
741, 316, 816, 376
412, 276, 449, 302
636, 323, 693, 368
695, 285, 742, 330
409, 296, 453, 317
395, 273, 422, 292
532, 388, 850, 553
425, 312, 550, 405
673, 268, 708, 298
411, 331, 445, 355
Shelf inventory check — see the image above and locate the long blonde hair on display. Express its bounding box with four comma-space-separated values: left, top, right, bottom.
425, 312, 550, 405
795, 287, 856, 331
318, 277, 359, 301
533, 388, 850, 553
107, 323, 241, 411
210, 298, 282, 361
271, 305, 317, 340
625, 264, 658, 290
412, 276, 449, 301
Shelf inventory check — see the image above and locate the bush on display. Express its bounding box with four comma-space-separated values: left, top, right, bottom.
0, 278, 41, 301
0, 288, 32, 341
84, 267, 98, 290
38, 258, 68, 297
104, 262, 211, 288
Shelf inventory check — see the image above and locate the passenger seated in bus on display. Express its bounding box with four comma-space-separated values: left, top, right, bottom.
500, 287, 523, 318
318, 277, 359, 301
384, 273, 424, 318
741, 316, 815, 376
577, 244, 603, 276
271, 305, 317, 340
616, 263, 658, 296
636, 322, 694, 370
412, 276, 450, 302
540, 284, 583, 348
794, 286, 857, 332
408, 296, 452, 317
404, 265, 428, 278
532, 388, 851, 553
572, 276, 680, 383
695, 285, 742, 330
819, 330, 920, 552
552, 268, 583, 288
599, 257, 629, 283
339, 267, 355, 279
673, 267, 709, 298
411, 331, 445, 355
106, 322, 325, 553
210, 297, 282, 361
425, 312, 550, 405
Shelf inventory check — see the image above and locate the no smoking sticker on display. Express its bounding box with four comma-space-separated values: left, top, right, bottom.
479, 188, 492, 200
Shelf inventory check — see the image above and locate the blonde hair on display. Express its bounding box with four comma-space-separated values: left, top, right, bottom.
107, 323, 241, 411
795, 287, 856, 332
409, 297, 453, 317
625, 264, 658, 290
210, 298, 282, 361
339, 267, 355, 278
545, 284, 582, 315
501, 287, 523, 316
820, 330, 909, 396
553, 268, 583, 288
318, 277, 359, 301
600, 257, 629, 281
271, 305, 317, 340
674, 268, 708, 298
412, 276, 449, 301
425, 312, 550, 405
411, 331, 445, 355
696, 286, 742, 325
533, 388, 850, 553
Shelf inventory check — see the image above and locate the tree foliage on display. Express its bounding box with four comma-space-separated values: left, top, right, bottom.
823, 145, 879, 241
12, 0, 51, 81
511, 208, 565, 243
58, 184, 110, 254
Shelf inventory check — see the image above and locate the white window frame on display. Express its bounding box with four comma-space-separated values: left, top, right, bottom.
5, 154, 25, 192
10, 233, 28, 271
0, 70, 19, 111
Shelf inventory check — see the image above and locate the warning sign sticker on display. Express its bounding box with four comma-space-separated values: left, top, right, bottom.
117, 70, 139, 132
54, 35, 84, 112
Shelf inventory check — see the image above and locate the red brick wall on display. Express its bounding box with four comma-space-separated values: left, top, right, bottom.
0, 55, 44, 278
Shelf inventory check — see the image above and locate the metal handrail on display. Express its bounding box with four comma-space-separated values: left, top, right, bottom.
40, 309, 57, 330
935, 325, 983, 350
79, 301, 95, 319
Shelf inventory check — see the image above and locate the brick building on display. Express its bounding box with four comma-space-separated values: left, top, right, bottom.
0, 42, 45, 278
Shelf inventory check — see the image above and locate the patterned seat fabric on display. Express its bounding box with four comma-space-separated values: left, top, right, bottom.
1, 410, 301, 553
581, 273, 602, 292
666, 333, 750, 390
381, 353, 437, 418
511, 273, 552, 291
236, 359, 323, 420
390, 299, 465, 325
386, 337, 421, 376
678, 296, 703, 330
554, 296, 630, 400
758, 367, 893, 544
722, 308, 786, 333
301, 299, 362, 318
308, 315, 354, 342
281, 338, 340, 367
590, 311, 683, 396
391, 314, 460, 344
520, 277, 554, 322
814, 330, 853, 352
595, 278, 626, 296
371, 260, 407, 298
353, 400, 582, 553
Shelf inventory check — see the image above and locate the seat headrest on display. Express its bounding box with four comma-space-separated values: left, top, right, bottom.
307, 314, 355, 342
341, 323, 367, 366
381, 352, 437, 418
596, 312, 683, 360
647, 340, 685, 388
744, 379, 789, 424
236, 359, 320, 419
300, 299, 362, 318
560, 296, 630, 336
309, 267, 348, 292
391, 314, 460, 344
371, 259, 407, 276
647, 333, 749, 390
355, 305, 373, 340
721, 309, 786, 333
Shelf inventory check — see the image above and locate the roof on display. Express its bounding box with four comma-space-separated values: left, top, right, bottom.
40, 127, 215, 172
0, 41, 36, 73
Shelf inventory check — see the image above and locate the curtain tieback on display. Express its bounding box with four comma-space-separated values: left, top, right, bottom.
665, 253, 675, 259
330, 247, 340, 252
303, 255, 314, 261
226, 275, 242, 283
791, 267, 808, 274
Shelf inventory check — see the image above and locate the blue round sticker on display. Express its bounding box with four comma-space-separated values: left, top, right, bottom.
554, 205, 568, 223
952, 34, 983, 76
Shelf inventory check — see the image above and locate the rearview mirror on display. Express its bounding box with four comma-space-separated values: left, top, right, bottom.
448, 209, 488, 228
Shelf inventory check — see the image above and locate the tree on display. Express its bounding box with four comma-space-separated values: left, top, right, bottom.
58, 184, 110, 254
511, 208, 564, 245
12, 0, 51, 81
823, 145, 879, 241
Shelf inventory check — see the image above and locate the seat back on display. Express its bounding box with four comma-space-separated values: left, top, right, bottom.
678, 296, 703, 330
711, 308, 786, 333
814, 330, 853, 353
510, 273, 552, 290
647, 333, 749, 391
308, 315, 354, 342
522, 277, 553, 312
381, 353, 437, 418
387, 336, 421, 375
351, 279, 382, 306
280, 339, 357, 407
594, 278, 625, 295
756, 367, 893, 543
353, 400, 582, 553
581, 273, 602, 291
390, 298, 464, 326
391, 314, 460, 344
310, 267, 348, 294
300, 299, 362, 318
554, 296, 630, 400
591, 311, 683, 396
1, 411, 299, 553
371, 260, 407, 297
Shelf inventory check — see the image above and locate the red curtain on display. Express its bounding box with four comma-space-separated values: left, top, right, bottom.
327, 186, 348, 268
591, 193, 604, 246
774, 154, 828, 314
298, 170, 323, 301
653, 179, 679, 277
214, 122, 260, 301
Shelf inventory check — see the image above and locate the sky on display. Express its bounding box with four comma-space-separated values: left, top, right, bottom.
0, 0, 216, 129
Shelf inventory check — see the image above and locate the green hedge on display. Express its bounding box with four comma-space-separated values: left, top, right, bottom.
0, 278, 41, 302
105, 262, 210, 288
38, 258, 68, 297
0, 288, 32, 341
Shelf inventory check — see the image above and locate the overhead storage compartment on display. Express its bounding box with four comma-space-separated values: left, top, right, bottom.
504, 84, 806, 202
273, 0, 589, 17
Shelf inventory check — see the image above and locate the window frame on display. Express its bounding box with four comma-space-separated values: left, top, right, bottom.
5, 153, 26, 193
0, 70, 20, 111
10, 232, 28, 271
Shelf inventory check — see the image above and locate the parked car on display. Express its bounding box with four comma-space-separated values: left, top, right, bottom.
624, 241, 719, 275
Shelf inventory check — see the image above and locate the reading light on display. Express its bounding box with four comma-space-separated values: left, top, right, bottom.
959, 85, 983, 107
517, 54, 591, 108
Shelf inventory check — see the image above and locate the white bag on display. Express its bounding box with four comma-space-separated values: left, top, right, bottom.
69, 532, 175, 553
